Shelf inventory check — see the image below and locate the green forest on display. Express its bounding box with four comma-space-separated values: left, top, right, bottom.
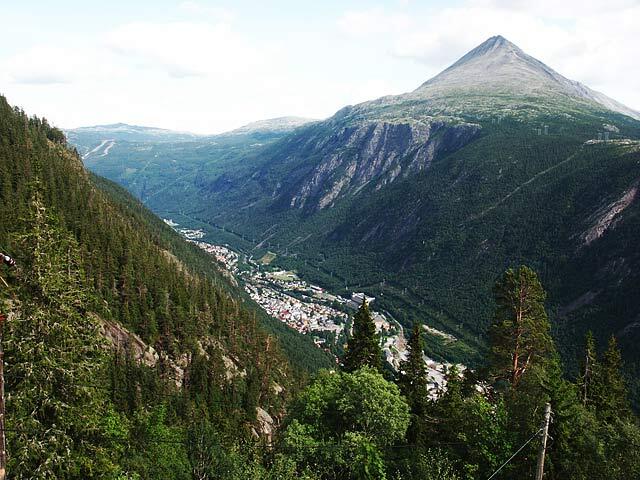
0, 95, 329, 478
1, 95, 639, 479
266, 267, 640, 479
151, 108, 640, 407
79, 86, 640, 410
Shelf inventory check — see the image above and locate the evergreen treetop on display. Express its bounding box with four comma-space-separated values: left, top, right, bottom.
399, 324, 430, 413
342, 300, 382, 373
593, 335, 631, 422
489, 265, 554, 388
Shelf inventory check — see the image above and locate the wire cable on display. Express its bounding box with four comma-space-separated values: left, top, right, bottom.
486, 427, 543, 480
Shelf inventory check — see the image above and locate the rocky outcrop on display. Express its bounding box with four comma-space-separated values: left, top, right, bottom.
252, 407, 276, 443
583, 184, 638, 246
99, 316, 281, 441
99, 316, 161, 367
98, 316, 246, 387
286, 120, 480, 210
558, 290, 600, 318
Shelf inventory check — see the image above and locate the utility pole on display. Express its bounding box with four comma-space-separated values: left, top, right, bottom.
535, 403, 552, 480
0, 253, 14, 480
583, 349, 590, 405
0, 314, 5, 480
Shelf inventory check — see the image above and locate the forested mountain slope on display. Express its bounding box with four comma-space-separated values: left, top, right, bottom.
193, 112, 640, 386
71, 36, 640, 404
201, 44, 640, 400
0, 95, 331, 477
66, 118, 317, 208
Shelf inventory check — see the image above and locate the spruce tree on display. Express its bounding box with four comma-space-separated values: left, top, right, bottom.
398, 324, 430, 414
398, 324, 432, 445
593, 336, 631, 422
4, 191, 118, 478
578, 331, 597, 407
342, 300, 382, 373
434, 364, 465, 438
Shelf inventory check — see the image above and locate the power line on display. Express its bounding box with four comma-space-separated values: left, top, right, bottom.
0, 428, 187, 446
486, 427, 543, 480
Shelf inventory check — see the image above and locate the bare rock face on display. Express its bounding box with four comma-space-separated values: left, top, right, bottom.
583, 184, 638, 246
268, 35, 640, 213
99, 316, 248, 387
99, 316, 161, 367
285, 120, 480, 210
252, 407, 276, 443
409, 35, 640, 120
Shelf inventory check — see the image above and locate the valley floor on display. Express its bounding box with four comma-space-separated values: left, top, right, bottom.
167, 219, 458, 394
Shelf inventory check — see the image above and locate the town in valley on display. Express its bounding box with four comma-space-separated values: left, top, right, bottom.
166, 219, 458, 392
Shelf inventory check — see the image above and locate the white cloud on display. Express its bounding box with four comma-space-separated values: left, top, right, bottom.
390, 8, 570, 63
178, 1, 235, 22
3, 45, 122, 85
337, 7, 412, 37
1, 1, 637, 134
105, 21, 268, 79
470, 0, 638, 19
5, 46, 75, 84
336, 2, 640, 110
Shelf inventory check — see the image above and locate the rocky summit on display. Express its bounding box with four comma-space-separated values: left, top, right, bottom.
407, 35, 639, 119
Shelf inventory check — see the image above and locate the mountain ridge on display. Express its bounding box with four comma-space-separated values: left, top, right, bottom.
67, 116, 319, 142
228, 116, 318, 135
72, 36, 640, 404
407, 35, 640, 120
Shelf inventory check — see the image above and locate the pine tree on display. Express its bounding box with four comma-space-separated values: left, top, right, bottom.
342, 300, 382, 373
488, 265, 554, 388
486, 266, 560, 477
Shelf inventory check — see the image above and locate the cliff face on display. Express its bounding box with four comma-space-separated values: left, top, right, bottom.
279, 120, 481, 211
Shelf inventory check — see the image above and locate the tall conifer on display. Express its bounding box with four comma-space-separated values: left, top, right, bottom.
399, 324, 430, 412
593, 336, 631, 422
578, 331, 597, 406
488, 265, 554, 388
342, 300, 382, 373
398, 324, 432, 444
5, 191, 117, 477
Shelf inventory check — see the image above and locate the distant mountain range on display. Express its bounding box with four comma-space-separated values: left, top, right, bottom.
69, 35, 640, 403
228, 116, 317, 135
65, 117, 317, 160
65, 123, 201, 152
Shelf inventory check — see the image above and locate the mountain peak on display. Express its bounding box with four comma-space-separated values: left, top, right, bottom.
227, 116, 317, 135
409, 35, 640, 119
462, 35, 519, 58
488, 34, 508, 43
414, 35, 547, 95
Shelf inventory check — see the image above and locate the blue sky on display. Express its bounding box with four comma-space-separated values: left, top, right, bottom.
1, 0, 638, 134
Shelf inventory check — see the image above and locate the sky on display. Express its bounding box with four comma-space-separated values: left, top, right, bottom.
1, 0, 638, 134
